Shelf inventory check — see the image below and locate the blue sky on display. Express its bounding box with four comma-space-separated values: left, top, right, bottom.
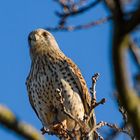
0, 0, 132, 140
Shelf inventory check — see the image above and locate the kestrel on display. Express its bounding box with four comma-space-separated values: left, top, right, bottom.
26, 29, 95, 139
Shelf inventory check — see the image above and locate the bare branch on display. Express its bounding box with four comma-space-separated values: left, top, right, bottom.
90, 73, 100, 100
90, 121, 134, 139
105, 123, 124, 140
125, 5, 140, 33
129, 38, 140, 70
94, 131, 104, 140
107, 122, 135, 140
85, 73, 106, 126
112, 33, 140, 139
46, 16, 111, 31
56, 0, 102, 17
0, 105, 44, 140
104, 0, 140, 138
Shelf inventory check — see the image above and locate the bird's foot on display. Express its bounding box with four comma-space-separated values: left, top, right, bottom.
40, 121, 67, 135
51, 121, 67, 132
40, 124, 62, 136
40, 126, 51, 135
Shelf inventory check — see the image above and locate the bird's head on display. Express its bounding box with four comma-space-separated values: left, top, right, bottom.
28, 29, 60, 57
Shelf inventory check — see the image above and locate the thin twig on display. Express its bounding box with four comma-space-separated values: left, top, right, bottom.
84, 73, 106, 125
95, 131, 104, 140
88, 121, 107, 137
106, 123, 133, 137
90, 73, 100, 100
46, 16, 112, 31
90, 121, 134, 139
85, 98, 106, 124
56, 0, 103, 17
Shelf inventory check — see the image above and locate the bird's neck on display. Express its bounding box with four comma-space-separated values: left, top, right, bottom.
31, 48, 65, 65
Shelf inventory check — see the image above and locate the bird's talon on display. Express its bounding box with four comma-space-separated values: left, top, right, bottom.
40, 127, 49, 135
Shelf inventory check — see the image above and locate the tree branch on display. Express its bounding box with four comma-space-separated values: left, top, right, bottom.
56, 0, 102, 17
46, 16, 112, 31
129, 38, 140, 70
105, 0, 140, 139
125, 5, 140, 33
0, 105, 44, 140
112, 18, 140, 140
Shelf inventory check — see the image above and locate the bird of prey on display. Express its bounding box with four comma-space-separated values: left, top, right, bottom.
26, 29, 95, 139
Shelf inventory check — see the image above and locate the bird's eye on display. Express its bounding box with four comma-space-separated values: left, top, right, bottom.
42, 32, 47, 37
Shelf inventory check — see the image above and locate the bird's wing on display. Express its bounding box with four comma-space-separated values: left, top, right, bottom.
28, 92, 40, 119
64, 58, 91, 114
26, 64, 40, 119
